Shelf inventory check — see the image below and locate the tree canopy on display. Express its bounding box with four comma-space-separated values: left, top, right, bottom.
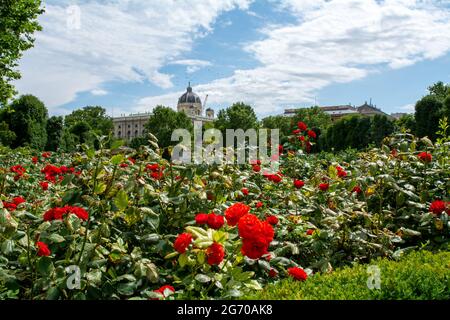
7, 94, 48, 149
292, 106, 332, 131
144, 106, 193, 149
215, 102, 258, 132
415, 95, 444, 141
0, 0, 44, 105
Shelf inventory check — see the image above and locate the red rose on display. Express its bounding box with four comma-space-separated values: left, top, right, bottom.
3, 202, 17, 211
120, 163, 128, 168
40, 181, 49, 191
429, 200, 448, 215
297, 122, 308, 131
306, 229, 314, 236
195, 213, 209, 225
352, 186, 362, 195
288, 267, 308, 281
292, 129, 301, 135
252, 165, 261, 172
418, 152, 432, 163
225, 203, 250, 226
10, 165, 26, 179
269, 268, 278, 278
173, 233, 193, 254
238, 214, 263, 240
298, 135, 305, 142
255, 201, 263, 209
42, 152, 51, 158
266, 215, 278, 226
12, 197, 26, 206
43, 206, 89, 221
278, 145, 284, 154
36, 241, 51, 257
146, 164, 160, 171
207, 213, 225, 230
206, 242, 225, 265
242, 188, 249, 196
69, 206, 89, 221
391, 149, 398, 157
151, 171, 164, 180
269, 174, 282, 183
261, 221, 275, 244
128, 158, 136, 165
32, 156, 39, 164
153, 285, 175, 299
307, 130, 316, 139
305, 141, 312, 153
337, 170, 347, 178
319, 183, 329, 191
294, 179, 304, 189
241, 237, 269, 259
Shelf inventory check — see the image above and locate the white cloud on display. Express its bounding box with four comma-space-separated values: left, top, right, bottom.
15, 0, 252, 110
170, 59, 213, 74
138, 0, 450, 116
16, 0, 450, 116
91, 89, 108, 96
399, 103, 415, 113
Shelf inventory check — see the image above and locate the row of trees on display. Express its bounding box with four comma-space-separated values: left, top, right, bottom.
0, 95, 113, 151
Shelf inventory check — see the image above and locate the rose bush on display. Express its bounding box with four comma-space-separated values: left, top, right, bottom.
0, 119, 448, 300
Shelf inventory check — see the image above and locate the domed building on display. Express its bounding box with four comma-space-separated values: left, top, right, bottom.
177, 84, 203, 116
177, 83, 214, 123
112, 83, 215, 141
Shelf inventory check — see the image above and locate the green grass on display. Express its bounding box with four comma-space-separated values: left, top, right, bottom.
246, 251, 450, 300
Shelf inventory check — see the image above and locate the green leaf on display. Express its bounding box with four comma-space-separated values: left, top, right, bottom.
111, 140, 124, 150
213, 230, 229, 243
36, 257, 54, 275
114, 190, 129, 211
48, 234, 65, 243
178, 253, 188, 268
111, 154, 124, 166
94, 182, 107, 195
195, 274, 211, 283
1, 240, 14, 255
117, 282, 137, 296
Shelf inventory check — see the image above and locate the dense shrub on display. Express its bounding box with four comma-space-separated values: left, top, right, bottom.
245, 250, 450, 300
320, 114, 395, 151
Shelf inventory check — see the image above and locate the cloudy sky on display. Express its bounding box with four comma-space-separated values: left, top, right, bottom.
15, 0, 450, 118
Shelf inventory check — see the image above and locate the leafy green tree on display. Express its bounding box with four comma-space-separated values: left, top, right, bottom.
415, 95, 443, 141
59, 127, 77, 152
444, 95, 450, 120
396, 114, 416, 133
261, 115, 292, 141
321, 114, 394, 151
0, 0, 44, 105
144, 106, 193, 149
64, 106, 113, 148
46, 116, 63, 151
215, 102, 258, 132
370, 114, 395, 145
0, 121, 15, 146
64, 106, 113, 136
8, 94, 48, 149
70, 121, 93, 145
292, 106, 332, 131
427, 81, 450, 101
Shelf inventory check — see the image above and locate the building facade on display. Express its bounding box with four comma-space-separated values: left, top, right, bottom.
284, 102, 390, 121
113, 84, 215, 140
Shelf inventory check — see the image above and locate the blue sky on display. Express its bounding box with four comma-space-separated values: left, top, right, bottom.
15, 0, 450, 118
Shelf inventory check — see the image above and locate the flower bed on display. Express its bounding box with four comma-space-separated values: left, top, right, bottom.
0, 128, 449, 300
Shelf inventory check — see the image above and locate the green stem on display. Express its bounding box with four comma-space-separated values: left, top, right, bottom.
26, 224, 35, 300
76, 219, 91, 266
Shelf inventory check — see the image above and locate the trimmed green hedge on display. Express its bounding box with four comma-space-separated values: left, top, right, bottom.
246, 251, 450, 300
